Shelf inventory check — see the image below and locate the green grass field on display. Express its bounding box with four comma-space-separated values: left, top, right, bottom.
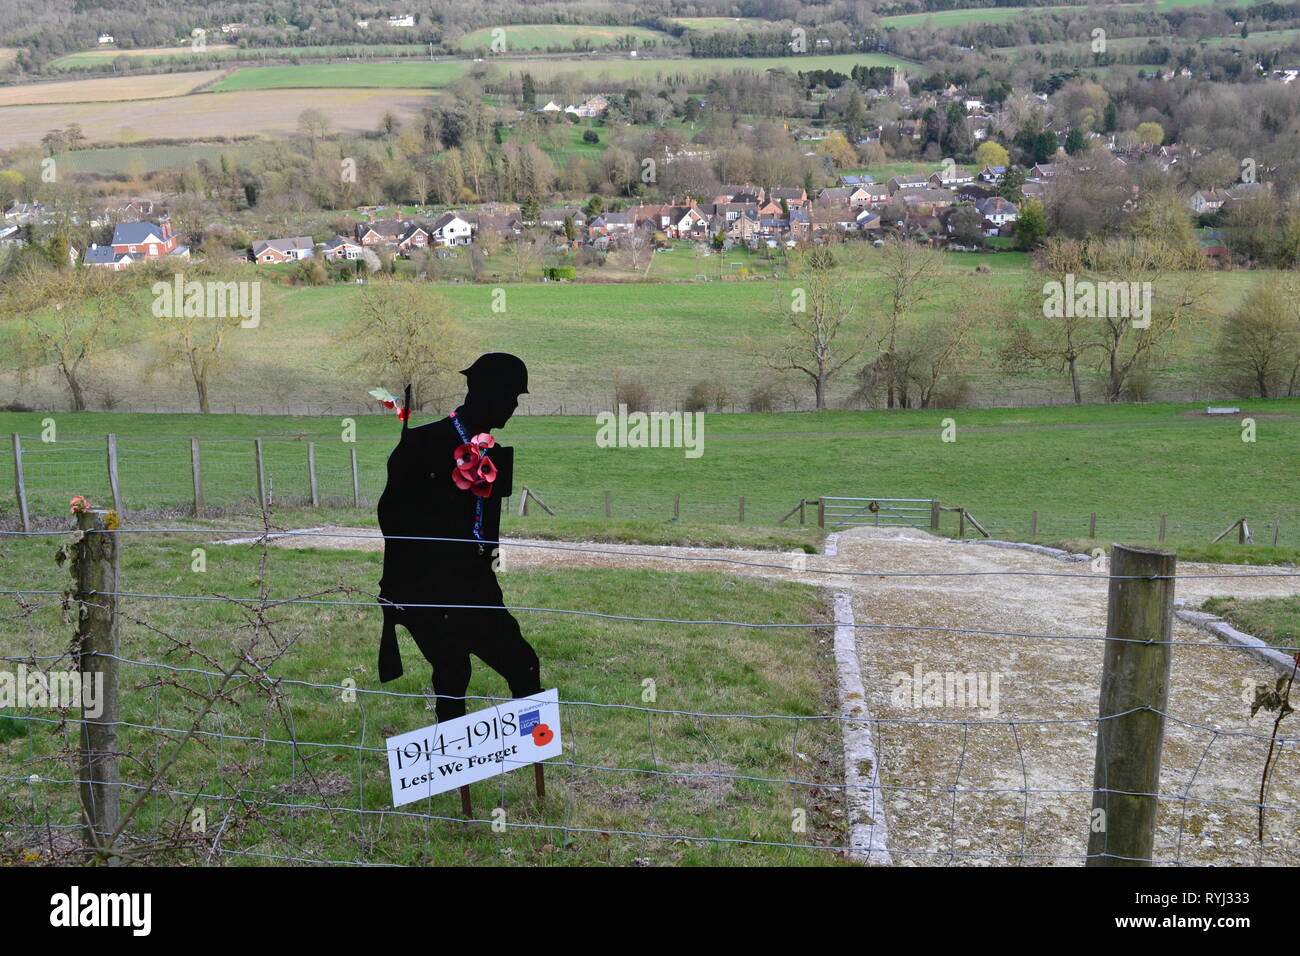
1202, 596, 1300, 653
2, 399, 1298, 557
210, 52, 923, 91
672, 17, 774, 32
884, 0, 1269, 30
457, 25, 671, 51
55, 142, 261, 174
0, 529, 846, 865
0, 251, 1273, 414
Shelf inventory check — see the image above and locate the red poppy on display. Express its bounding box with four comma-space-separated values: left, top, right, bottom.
451, 436, 498, 497
531, 724, 554, 746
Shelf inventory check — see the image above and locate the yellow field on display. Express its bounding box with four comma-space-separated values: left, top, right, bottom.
0, 87, 438, 148
0, 70, 222, 106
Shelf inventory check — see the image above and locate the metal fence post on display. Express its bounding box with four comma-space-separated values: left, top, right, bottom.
72, 508, 121, 864
1087, 544, 1175, 866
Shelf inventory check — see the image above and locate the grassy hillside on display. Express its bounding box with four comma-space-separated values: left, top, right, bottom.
457, 25, 671, 51
210, 52, 923, 91
2, 400, 1297, 555
0, 250, 1270, 414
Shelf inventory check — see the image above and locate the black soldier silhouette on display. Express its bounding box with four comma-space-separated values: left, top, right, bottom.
376, 353, 541, 723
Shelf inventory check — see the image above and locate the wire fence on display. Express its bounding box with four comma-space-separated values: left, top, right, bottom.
2, 432, 1298, 550
1, 521, 1298, 867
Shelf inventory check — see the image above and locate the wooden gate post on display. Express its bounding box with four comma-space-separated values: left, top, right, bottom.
817, 497, 825, 529
72, 508, 122, 865
190, 437, 204, 516
254, 439, 267, 508
11, 433, 29, 532
106, 434, 123, 517
1087, 544, 1175, 866
1158, 514, 1167, 542
603, 490, 611, 518
674, 492, 680, 520
350, 447, 361, 507
738, 495, 745, 523
930, 500, 940, 532
1089, 512, 1097, 538
1030, 510, 1038, 537
958, 508, 966, 538
307, 442, 319, 507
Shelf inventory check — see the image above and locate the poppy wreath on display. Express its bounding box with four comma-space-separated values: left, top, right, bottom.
530, 723, 554, 746
452, 433, 497, 498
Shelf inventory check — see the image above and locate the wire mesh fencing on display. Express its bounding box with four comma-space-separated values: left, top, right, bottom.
1, 521, 1298, 867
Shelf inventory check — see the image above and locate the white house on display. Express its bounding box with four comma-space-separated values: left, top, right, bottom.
430, 212, 473, 246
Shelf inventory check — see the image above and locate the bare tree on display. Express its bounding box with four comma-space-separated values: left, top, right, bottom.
339, 279, 474, 412
875, 236, 944, 408
1000, 238, 1101, 403
7, 266, 131, 411
150, 266, 271, 412
1214, 278, 1300, 398
757, 247, 868, 410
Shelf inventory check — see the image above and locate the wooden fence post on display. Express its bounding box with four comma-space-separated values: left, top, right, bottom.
799, 499, 806, 525
1030, 510, 1038, 537
106, 434, 123, 517
958, 508, 967, 539
1158, 515, 1166, 543
307, 442, 319, 508
254, 439, 267, 508
72, 508, 122, 865
190, 438, 204, 516
1274, 519, 1281, 548
1087, 544, 1175, 867
674, 492, 680, 520
604, 490, 611, 518
350, 448, 360, 507
11, 433, 29, 532
1089, 512, 1097, 538
817, 497, 825, 529
518, 486, 530, 517
739, 495, 745, 523
930, 500, 940, 532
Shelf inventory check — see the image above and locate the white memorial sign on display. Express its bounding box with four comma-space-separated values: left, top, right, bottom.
386, 688, 562, 806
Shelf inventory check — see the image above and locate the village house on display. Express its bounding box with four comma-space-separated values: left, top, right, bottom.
88, 197, 158, 228
929, 169, 975, 188
588, 211, 637, 237
429, 212, 473, 246
99, 217, 185, 261
539, 207, 588, 230
768, 187, 808, 211
978, 166, 1007, 185
1188, 188, 1228, 215
322, 235, 364, 261
888, 174, 929, 193
356, 218, 428, 251
975, 197, 1019, 232
250, 236, 314, 264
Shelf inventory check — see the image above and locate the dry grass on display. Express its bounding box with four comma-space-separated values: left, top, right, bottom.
0, 70, 222, 105
0, 87, 436, 148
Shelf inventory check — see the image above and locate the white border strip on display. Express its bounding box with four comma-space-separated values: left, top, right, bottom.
832, 592, 892, 865
1175, 608, 1298, 678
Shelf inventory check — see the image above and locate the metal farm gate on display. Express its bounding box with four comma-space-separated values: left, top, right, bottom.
819, 496, 933, 529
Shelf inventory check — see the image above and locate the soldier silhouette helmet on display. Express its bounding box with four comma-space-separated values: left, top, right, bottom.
459, 353, 529, 396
